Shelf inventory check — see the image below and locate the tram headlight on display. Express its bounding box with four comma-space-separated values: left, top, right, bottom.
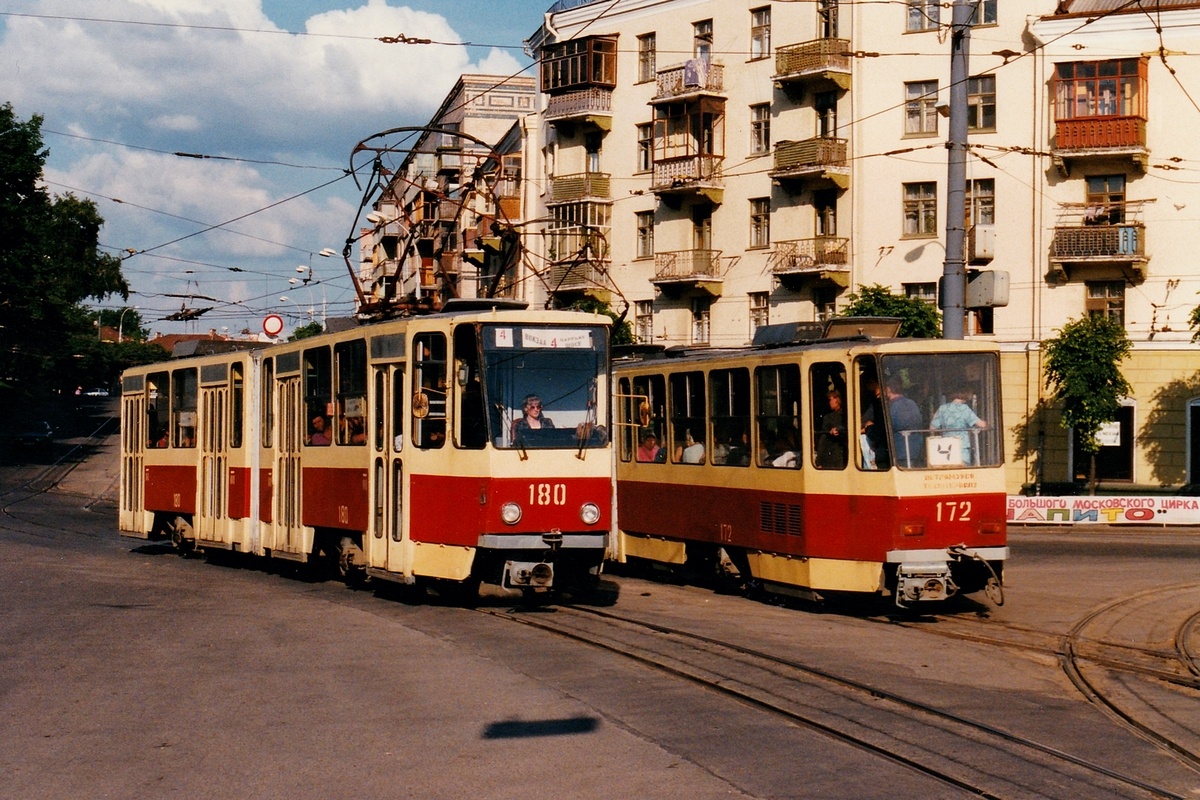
580, 502, 601, 526
500, 502, 522, 525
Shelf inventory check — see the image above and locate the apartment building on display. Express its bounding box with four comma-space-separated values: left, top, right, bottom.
521, 0, 1200, 493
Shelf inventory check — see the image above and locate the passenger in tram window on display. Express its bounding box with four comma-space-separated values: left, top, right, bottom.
816, 388, 847, 469
345, 415, 366, 445
308, 414, 331, 446
636, 430, 661, 462
860, 374, 889, 469
674, 429, 705, 464
510, 394, 554, 441
886, 383, 924, 467
930, 389, 987, 465
767, 428, 799, 468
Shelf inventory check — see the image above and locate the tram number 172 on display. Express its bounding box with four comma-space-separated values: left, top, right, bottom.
529, 483, 567, 506
936, 500, 973, 522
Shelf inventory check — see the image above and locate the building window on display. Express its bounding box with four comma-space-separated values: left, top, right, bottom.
815, 189, 837, 236
585, 131, 602, 173
814, 287, 837, 321
750, 7, 771, 60
539, 36, 618, 94
966, 178, 995, 228
1055, 59, 1146, 121
635, 211, 655, 259
819, 0, 839, 38
749, 292, 769, 336
905, 282, 938, 305
907, 0, 940, 31
1086, 174, 1126, 224
750, 197, 771, 248
636, 123, 653, 172
967, 76, 996, 131
692, 205, 713, 251
971, 0, 997, 25
637, 33, 656, 83
815, 91, 838, 137
903, 182, 938, 237
694, 19, 713, 60
750, 103, 771, 154
1072, 403, 1134, 482
692, 297, 712, 344
969, 308, 994, 335
905, 81, 939, 135
635, 300, 654, 343
1086, 280, 1125, 325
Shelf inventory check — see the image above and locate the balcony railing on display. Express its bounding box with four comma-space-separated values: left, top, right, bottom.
770, 137, 849, 188
652, 249, 723, 282
1051, 116, 1149, 173
774, 39, 852, 89
548, 172, 611, 204
650, 155, 724, 195
549, 261, 608, 292
545, 87, 613, 126
1049, 201, 1149, 280
653, 60, 725, 101
769, 238, 850, 288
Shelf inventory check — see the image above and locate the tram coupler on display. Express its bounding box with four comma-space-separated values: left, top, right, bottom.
503, 560, 554, 590
894, 560, 958, 607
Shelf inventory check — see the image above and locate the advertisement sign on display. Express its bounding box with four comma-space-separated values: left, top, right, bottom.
1008, 495, 1200, 525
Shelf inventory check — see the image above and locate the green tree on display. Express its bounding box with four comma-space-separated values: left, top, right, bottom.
1042, 315, 1132, 494
565, 297, 634, 346
0, 103, 128, 401
288, 321, 325, 341
839, 284, 941, 338
96, 307, 149, 343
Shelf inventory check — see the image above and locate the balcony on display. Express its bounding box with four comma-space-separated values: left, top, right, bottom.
1048, 202, 1149, 282
436, 147, 462, 175
546, 224, 609, 265
547, 172, 611, 204
651, 60, 725, 103
769, 238, 851, 289
651, 249, 723, 296
1051, 116, 1148, 175
650, 155, 724, 203
773, 39, 852, 92
545, 87, 613, 131
548, 261, 610, 300
770, 138, 849, 189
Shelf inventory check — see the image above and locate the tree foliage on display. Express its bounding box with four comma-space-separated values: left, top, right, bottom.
1042, 315, 1132, 492
0, 103, 128, 401
288, 321, 325, 341
839, 283, 941, 338
564, 296, 634, 346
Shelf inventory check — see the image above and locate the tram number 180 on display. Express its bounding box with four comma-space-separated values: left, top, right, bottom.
529, 483, 567, 506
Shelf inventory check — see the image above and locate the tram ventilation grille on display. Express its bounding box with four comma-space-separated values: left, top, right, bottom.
760, 502, 803, 536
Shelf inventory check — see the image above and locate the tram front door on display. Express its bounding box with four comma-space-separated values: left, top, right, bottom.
367, 363, 412, 579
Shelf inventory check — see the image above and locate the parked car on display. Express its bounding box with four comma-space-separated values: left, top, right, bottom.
13, 421, 55, 447
83, 387, 110, 397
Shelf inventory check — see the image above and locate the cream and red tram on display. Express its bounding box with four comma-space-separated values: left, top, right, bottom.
612, 320, 1007, 606
119, 301, 612, 598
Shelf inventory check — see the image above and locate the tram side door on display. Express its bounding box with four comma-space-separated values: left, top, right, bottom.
196, 384, 227, 542
119, 390, 144, 533
274, 375, 305, 555
367, 363, 412, 577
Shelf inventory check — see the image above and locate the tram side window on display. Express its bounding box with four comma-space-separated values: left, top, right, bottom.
392, 368, 405, 451
669, 371, 706, 464
261, 358, 274, 449
631, 374, 666, 463
755, 364, 801, 469
857, 359, 887, 470
453, 324, 487, 449
811, 362, 848, 470
146, 371, 170, 448
172, 368, 198, 448
710, 368, 750, 467
413, 333, 447, 449
304, 346, 332, 446
230, 363, 244, 449
335, 339, 367, 446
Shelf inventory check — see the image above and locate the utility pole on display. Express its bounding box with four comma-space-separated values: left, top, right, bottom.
941, 0, 973, 340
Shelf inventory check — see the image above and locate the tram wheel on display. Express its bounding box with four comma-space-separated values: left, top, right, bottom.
336, 536, 367, 586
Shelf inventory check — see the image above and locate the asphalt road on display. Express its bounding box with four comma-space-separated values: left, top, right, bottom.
3, 437, 1200, 799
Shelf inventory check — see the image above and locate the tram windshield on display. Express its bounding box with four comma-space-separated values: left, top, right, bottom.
872, 351, 1003, 470
481, 324, 609, 450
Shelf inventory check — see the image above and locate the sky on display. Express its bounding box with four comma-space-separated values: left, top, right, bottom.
0, 0, 550, 338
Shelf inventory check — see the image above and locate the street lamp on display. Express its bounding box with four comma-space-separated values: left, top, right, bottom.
117, 306, 138, 343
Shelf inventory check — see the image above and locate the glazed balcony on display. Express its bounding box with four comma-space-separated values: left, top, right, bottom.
650, 155, 724, 203
548, 260, 610, 297
770, 137, 849, 189
547, 172, 611, 204
546, 225, 610, 264
544, 87, 613, 131
1048, 201, 1149, 282
773, 39, 852, 92
769, 237, 850, 289
652, 61, 725, 103
651, 249, 723, 295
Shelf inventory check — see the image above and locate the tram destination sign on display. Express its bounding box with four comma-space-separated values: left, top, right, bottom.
492, 328, 594, 349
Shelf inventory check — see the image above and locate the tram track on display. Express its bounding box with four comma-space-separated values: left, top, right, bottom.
481, 602, 1190, 800
884, 585, 1200, 778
